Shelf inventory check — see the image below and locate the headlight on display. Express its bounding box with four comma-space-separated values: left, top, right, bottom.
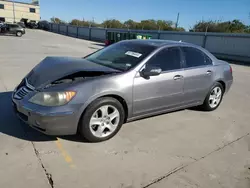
29, 91, 76, 106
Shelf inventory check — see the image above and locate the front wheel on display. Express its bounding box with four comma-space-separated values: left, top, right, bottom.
201, 82, 224, 111
16, 31, 22, 37
79, 97, 125, 142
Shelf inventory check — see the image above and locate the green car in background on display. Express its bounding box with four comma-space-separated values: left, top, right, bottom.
105, 31, 152, 46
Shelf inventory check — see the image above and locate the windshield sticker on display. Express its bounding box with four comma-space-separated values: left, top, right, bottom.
125, 51, 142, 58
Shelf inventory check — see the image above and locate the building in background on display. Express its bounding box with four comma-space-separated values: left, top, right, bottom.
0, 0, 40, 24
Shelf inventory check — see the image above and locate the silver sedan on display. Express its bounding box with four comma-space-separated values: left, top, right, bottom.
12, 39, 233, 142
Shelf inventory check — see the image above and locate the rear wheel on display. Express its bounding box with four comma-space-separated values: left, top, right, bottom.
201, 82, 224, 111
79, 97, 125, 142
16, 31, 22, 37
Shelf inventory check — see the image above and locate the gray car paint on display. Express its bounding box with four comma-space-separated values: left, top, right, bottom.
12, 40, 233, 135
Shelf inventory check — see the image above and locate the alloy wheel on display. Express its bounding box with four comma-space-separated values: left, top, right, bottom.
208, 86, 222, 108
89, 105, 120, 138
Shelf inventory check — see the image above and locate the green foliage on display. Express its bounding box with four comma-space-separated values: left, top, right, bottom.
50, 17, 249, 34
67, 18, 183, 31
50, 17, 66, 24
191, 19, 249, 33
101, 19, 124, 28
123, 19, 176, 31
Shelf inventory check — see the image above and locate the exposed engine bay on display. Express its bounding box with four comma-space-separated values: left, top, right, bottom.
46, 71, 114, 88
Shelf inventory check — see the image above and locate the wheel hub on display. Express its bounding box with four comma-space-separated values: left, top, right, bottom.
208, 86, 222, 108
89, 105, 120, 138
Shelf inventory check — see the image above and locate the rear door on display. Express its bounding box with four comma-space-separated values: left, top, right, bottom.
181, 47, 214, 104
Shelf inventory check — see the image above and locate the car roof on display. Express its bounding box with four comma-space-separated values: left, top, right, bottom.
121, 39, 195, 48
120, 39, 217, 61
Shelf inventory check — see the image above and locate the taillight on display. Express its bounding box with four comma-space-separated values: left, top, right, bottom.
229, 65, 233, 74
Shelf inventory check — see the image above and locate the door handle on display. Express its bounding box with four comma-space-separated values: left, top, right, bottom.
206, 70, 212, 75
173, 75, 183, 80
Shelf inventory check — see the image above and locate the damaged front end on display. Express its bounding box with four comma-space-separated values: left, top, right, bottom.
24, 56, 121, 90
44, 71, 113, 89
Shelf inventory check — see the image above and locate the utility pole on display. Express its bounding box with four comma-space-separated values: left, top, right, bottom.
175, 12, 180, 28
91, 17, 95, 27
12, 0, 16, 23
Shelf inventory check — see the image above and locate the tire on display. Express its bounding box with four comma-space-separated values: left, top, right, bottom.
16, 31, 22, 37
201, 82, 224, 111
79, 97, 125, 142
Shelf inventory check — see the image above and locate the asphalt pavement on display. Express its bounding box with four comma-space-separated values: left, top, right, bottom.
0, 30, 250, 188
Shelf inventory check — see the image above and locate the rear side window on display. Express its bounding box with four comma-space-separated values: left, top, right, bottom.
182, 47, 212, 68
10, 25, 19, 28
0, 4, 4, 9
204, 53, 213, 65
147, 47, 181, 71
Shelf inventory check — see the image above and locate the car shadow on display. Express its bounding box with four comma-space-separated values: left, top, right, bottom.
0, 34, 16, 37
0, 91, 56, 142
91, 42, 105, 47
89, 46, 101, 50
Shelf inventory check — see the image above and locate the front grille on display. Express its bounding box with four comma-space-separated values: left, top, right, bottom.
14, 79, 34, 100
14, 87, 30, 99
16, 79, 25, 91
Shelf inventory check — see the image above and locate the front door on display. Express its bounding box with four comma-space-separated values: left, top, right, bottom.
9, 24, 19, 34
181, 47, 215, 104
133, 47, 185, 116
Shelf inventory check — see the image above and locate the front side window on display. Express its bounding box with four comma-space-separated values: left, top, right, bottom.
85, 42, 156, 71
146, 47, 181, 72
30, 8, 36, 13
182, 47, 212, 68
0, 4, 4, 9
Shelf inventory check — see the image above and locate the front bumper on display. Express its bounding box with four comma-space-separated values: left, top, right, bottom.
12, 97, 80, 136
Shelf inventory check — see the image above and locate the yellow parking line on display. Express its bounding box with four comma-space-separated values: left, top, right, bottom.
55, 138, 76, 168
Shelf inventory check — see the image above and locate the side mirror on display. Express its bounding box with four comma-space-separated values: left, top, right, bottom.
141, 66, 162, 77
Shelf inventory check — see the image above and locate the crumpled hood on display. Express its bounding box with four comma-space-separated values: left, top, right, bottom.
26, 56, 120, 89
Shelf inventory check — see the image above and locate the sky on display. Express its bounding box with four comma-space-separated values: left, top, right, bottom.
23, 0, 250, 30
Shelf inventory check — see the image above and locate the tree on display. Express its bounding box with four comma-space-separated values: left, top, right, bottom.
174, 27, 185, 31
156, 20, 172, 30
191, 19, 249, 33
50, 17, 248, 34
50, 17, 66, 24
101, 19, 123, 28
228, 19, 248, 33
124, 19, 138, 29
69, 19, 100, 27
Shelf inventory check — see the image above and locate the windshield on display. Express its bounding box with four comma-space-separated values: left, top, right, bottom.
85, 42, 156, 71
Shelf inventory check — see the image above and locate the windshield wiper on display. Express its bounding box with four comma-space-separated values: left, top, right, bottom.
87, 59, 124, 72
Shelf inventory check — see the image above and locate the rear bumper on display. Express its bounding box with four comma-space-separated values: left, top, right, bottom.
225, 79, 233, 94
12, 98, 79, 136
